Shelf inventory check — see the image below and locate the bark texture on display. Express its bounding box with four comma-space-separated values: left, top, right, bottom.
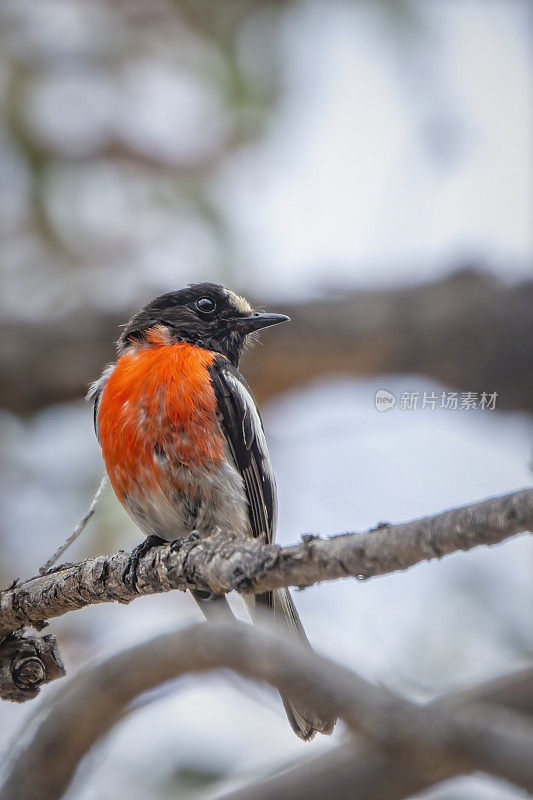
0, 630, 65, 702
0, 488, 530, 644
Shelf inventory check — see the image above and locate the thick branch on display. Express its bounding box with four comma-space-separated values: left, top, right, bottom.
0, 489, 531, 643
1, 623, 532, 800
0, 631, 65, 702
217, 668, 533, 800
2, 270, 533, 413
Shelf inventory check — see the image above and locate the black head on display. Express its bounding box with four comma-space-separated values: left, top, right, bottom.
118, 282, 289, 366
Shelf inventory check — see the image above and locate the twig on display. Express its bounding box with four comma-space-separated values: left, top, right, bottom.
38, 474, 108, 575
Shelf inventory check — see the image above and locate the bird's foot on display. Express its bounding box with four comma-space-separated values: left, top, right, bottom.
125, 534, 166, 592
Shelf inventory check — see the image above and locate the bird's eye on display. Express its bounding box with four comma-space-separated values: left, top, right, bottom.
196, 297, 216, 314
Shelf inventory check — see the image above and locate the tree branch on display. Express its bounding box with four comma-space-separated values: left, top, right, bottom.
1, 623, 532, 800
1, 488, 531, 646
2, 270, 533, 413
215, 667, 533, 800
0, 630, 65, 703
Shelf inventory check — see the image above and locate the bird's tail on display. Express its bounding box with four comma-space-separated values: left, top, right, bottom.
195, 587, 336, 740
260, 587, 337, 741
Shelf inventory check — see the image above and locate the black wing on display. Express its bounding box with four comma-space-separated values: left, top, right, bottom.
209, 357, 277, 544
210, 358, 335, 738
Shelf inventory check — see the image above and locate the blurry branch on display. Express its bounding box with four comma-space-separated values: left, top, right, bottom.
0, 487, 531, 643
2, 270, 533, 413
1, 622, 533, 800
216, 667, 533, 800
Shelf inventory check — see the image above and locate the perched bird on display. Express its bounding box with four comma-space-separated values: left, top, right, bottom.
89, 283, 335, 740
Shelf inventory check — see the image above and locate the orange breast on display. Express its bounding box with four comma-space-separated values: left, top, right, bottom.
98, 330, 224, 502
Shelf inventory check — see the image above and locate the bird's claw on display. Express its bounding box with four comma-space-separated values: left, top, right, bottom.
124, 534, 166, 592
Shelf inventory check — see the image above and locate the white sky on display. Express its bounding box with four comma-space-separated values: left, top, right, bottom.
214, 0, 533, 297
2, 0, 530, 316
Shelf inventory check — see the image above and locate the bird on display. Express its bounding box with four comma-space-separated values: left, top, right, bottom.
88, 282, 336, 740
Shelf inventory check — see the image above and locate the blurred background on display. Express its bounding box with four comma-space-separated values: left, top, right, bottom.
0, 0, 532, 798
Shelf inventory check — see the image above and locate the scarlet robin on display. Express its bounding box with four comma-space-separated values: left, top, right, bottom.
89, 283, 335, 740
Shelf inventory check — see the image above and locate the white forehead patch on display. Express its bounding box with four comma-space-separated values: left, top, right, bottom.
226, 290, 252, 314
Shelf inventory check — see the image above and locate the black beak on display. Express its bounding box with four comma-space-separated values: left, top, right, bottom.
232, 312, 290, 335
